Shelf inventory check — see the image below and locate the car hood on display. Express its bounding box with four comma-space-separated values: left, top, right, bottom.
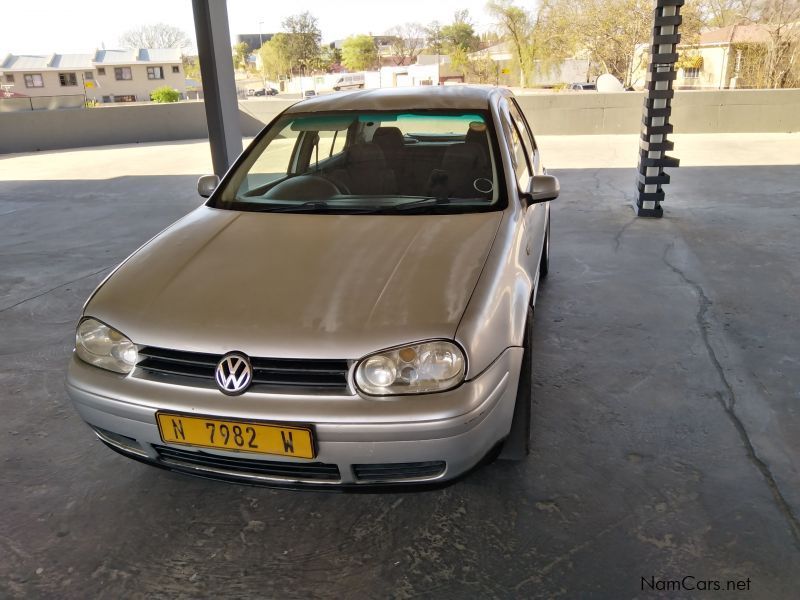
87, 206, 502, 359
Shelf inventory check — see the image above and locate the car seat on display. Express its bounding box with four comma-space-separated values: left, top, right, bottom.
330, 143, 398, 195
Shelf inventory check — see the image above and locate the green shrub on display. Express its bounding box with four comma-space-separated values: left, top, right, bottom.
150, 86, 180, 103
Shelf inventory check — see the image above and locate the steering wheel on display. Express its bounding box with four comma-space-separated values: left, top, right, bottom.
264, 175, 343, 200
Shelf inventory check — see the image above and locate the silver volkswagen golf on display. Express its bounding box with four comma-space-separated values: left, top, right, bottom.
66, 86, 558, 489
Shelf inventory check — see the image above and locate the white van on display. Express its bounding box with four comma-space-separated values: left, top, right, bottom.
332, 73, 365, 91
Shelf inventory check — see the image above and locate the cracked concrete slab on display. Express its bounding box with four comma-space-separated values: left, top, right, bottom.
1, 134, 798, 598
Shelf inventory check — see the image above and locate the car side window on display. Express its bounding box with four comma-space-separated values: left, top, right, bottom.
509, 101, 538, 174
317, 129, 347, 159
510, 99, 537, 151
505, 109, 532, 190
236, 123, 300, 194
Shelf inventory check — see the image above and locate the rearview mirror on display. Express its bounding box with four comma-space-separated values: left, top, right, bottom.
522, 174, 559, 206
197, 174, 220, 198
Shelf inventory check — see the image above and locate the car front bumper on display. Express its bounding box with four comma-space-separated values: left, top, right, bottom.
65, 347, 522, 489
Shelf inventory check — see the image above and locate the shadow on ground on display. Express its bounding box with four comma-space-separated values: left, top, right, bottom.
1, 167, 798, 598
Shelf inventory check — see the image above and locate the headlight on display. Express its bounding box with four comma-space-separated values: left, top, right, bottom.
75, 318, 138, 374
355, 341, 466, 395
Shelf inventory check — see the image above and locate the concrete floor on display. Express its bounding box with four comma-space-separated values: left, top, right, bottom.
1, 134, 799, 598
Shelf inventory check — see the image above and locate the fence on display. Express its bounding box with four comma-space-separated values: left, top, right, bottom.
0, 94, 87, 112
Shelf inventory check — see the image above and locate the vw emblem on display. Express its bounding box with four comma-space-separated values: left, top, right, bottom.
215, 353, 253, 395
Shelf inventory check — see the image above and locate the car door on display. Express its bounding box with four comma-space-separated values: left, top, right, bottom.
503, 98, 546, 280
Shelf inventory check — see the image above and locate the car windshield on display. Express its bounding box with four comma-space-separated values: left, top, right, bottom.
212, 110, 505, 214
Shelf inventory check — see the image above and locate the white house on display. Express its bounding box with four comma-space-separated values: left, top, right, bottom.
632, 24, 783, 90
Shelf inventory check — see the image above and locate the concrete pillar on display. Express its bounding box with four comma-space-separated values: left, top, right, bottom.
634, 0, 683, 218
192, 0, 242, 177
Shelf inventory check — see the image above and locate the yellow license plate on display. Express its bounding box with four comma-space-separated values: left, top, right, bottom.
156, 412, 315, 459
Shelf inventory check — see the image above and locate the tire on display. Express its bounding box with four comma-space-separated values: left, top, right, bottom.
499, 306, 533, 460
540, 214, 550, 279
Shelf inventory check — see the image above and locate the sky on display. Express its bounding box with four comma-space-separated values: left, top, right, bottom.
1, 0, 497, 56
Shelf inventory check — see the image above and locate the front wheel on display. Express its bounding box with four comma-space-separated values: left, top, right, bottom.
499, 306, 533, 460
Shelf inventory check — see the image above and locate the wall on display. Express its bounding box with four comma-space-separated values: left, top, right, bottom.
513, 89, 800, 135
195, 89, 800, 136
0, 94, 85, 112
0, 101, 273, 154
1, 90, 798, 154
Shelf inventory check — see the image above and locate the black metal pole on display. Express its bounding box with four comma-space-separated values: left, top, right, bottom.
192, 0, 242, 177
634, 0, 684, 218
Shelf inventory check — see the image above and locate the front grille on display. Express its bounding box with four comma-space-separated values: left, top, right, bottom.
136, 346, 350, 393
154, 445, 341, 482
353, 461, 446, 482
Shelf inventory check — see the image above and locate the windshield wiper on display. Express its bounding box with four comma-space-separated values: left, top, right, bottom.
251, 201, 384, 214
260, 201, 329, 213
391, 197, 450, 211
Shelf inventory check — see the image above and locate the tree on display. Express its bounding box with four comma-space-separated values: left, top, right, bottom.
232, 42, 250, 72
425, 21, 445, 55
450, 46, 498, 83
342, 35, 378, 71
696, 0, 758, 27
182, 55, 201, 81
532, 0, 705, 87
487, 0, 535, 87
441, 10, 480, 53
282, 11, 322, 74
309, 45, 338, 73
758, 0, 800, 87
258, 34, 292, 82
150, 86, 180, 103
386, 23, 426, 65
119, 23, 190, 49
690, 0, 799, 88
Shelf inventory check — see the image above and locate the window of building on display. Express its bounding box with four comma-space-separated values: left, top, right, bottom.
59, 73, 78, 87
24, 73, 44, 88
172, 65, 180, 74
147, 66, 164, 80
115, 67, 133, 81
683, 67, 700, 79
84, 71, 94, 80
4, 74, 14, 83
97, 67, 106, 76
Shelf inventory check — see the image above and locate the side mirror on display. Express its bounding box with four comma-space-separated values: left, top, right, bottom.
521, 174, 559, 206
197, 174, 220, 198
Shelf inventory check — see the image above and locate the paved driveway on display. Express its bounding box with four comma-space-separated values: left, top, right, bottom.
1, 134, 798, 598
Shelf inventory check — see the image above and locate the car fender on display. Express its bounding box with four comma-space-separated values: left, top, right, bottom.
455, 93, 533, 379
455, 209, 532, 379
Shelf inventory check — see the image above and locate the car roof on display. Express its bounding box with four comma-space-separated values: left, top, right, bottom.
285, 85, 512, 113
